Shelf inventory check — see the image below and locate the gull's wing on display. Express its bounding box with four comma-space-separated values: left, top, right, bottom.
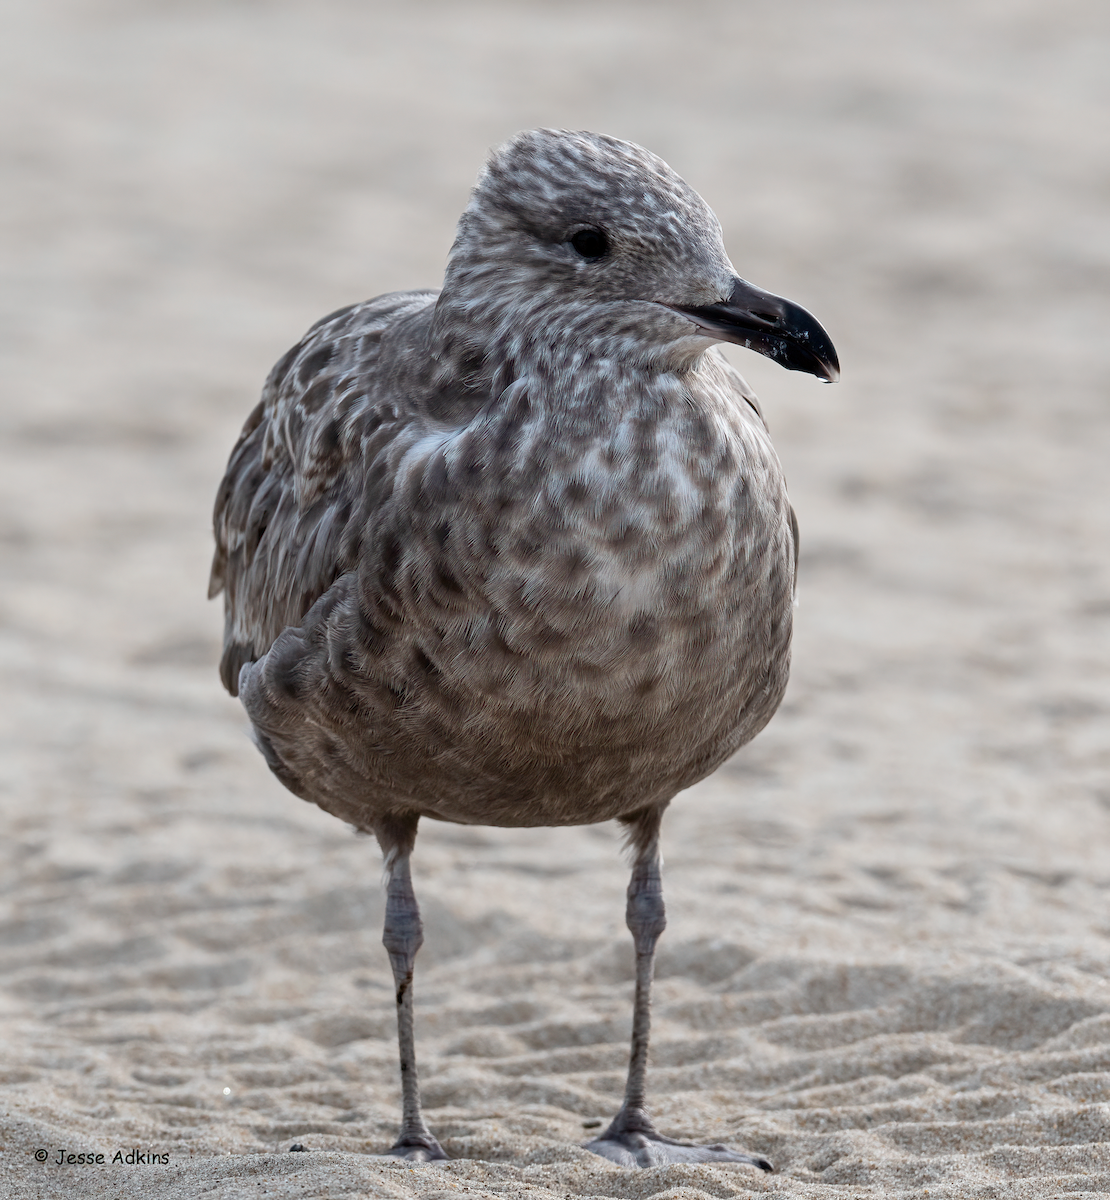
209, 291, 437, 694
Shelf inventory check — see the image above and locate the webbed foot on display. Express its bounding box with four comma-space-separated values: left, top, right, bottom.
585, 1113, 771, 1171
382, 1133, 448, 1162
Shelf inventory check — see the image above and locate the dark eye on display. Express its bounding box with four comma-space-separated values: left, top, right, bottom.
569, 228, 609, 260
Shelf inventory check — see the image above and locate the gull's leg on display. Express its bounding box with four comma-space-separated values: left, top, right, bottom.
585, 804, 772, 1172
374, 814, 447, 1162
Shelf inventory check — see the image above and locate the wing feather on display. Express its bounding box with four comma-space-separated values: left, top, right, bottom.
210, 291, 438, 694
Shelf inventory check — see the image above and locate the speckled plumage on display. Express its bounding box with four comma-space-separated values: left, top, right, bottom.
210, 129, 837, 1166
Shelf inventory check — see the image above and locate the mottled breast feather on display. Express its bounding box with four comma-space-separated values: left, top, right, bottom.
213, 293, 798, 832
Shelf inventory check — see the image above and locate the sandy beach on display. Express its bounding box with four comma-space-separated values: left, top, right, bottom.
3, 1, 1110, 1196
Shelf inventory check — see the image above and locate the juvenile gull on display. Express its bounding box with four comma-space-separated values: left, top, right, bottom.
210, 129, 838, 1170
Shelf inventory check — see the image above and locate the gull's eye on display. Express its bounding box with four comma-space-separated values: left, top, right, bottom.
569, 228, 609, 260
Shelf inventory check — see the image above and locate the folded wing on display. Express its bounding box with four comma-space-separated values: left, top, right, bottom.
209, 291, 438, 694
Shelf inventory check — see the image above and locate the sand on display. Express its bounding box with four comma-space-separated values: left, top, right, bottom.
2, 1, 1110, 1196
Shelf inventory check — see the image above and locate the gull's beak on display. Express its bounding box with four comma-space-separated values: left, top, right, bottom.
673, 277, 840, 382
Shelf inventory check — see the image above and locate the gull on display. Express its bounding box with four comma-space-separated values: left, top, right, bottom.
210, 129, 838, 1170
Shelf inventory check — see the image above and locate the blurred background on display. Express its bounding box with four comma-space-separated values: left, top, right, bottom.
3, 0, 1110, 1189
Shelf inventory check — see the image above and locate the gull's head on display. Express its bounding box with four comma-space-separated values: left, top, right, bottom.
436, 129, 838, 381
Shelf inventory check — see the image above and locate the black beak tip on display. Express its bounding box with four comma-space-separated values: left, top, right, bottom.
769, 328, 840, 383
777, 297, 839, 383
805, 344, 840, 384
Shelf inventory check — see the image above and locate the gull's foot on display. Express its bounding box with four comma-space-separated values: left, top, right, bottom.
382, 1133, 448, 1162
585, 1115, 771, 1171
